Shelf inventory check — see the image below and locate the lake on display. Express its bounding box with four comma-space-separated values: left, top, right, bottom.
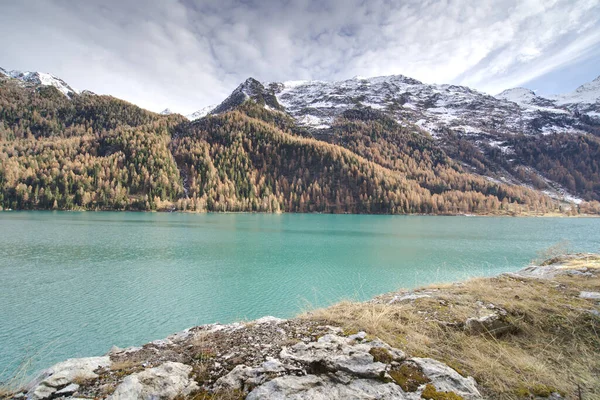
0, 212, 599, 380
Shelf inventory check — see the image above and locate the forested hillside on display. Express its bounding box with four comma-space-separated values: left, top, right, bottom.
1, 75, 598, 214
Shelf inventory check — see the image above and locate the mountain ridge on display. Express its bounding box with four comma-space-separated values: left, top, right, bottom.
1, 66, 599, 213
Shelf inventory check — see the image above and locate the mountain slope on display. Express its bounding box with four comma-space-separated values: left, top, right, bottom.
1, 76, 576, 214
1, 66, 599, 214
496, 77, 600, 120
205, 74, 600, 203
1, 66, 77, 97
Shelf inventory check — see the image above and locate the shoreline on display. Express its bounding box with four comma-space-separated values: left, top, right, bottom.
3, 253, 599, 399
1, 209, 599, 218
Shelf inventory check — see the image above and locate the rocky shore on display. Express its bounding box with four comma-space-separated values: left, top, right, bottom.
4, 254, 599, 400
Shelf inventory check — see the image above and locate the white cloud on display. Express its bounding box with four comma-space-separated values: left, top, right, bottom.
0, 0, 598, 113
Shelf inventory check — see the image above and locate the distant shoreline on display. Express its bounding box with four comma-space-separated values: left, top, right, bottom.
1, 209, 599, 217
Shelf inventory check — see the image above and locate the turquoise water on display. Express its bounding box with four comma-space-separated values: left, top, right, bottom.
0, 212, 599, 379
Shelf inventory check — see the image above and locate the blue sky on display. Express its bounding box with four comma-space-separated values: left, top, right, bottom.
0, 0, 599, 114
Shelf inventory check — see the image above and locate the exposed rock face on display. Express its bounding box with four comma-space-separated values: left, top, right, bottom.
579, 291, 600, 300
107, 362, 198, 400
278, 334, 404, 379
246, 373, 411, 400
216, 332, 481, 399
510, 253, 599, 280
25, 356, 111, 400
412, 358, 480, 397
465, 309, 516, 337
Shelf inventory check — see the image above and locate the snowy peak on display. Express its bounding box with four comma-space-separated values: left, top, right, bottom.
2, 68, 77, 97
210, 77, 284, 115
554, 75, 600, 105
160, 108, 174, 115
496, 87, 537, 103
186, 105, 216, 121
495, 87, 562, 111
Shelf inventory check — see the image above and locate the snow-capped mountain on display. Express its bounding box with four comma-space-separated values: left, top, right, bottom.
1, 67, 78, 97
495, 87, 566, 112
160, 108, 174, 115
208, 74, 594, 140
554, 76, 600, 106
186, 105, 217, 121
203, 73, 600, 204
496, 77, 600, 120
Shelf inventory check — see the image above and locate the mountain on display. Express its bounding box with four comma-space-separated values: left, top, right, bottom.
495, 87, 565, 112
206, 74, 600, 203
0, 67, 78, 97
553, 76, 600, 108
0, 66, 599, 214
186, 104, 217, 121
210, 77, 284, 115
496, 77, 600, 120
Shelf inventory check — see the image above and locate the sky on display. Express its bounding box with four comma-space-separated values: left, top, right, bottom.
1, 0, 599, 115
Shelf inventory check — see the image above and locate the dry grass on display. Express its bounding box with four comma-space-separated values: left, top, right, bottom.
304, 255, 600, 399
0, 352, 43, 399
110, 359, 138, 372
180, 388, 244, 400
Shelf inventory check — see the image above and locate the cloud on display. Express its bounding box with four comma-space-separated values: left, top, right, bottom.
0, 0, 598, 113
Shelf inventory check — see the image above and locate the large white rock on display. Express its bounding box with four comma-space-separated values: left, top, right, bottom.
412, 358, 481, 399
27, 356, 111, 400
279, 334, 404, 379
580, 291, 600, 300
246, 373, 415, 400
107, 361, 198, 400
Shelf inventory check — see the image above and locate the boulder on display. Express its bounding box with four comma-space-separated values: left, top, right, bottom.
246, 373, 414, 400
216, 358, 294, 392
580, 291, 600, 300
412, 358, 481, 399
26, 356, 110, 400
55, 383, 79, 395
465, 311, 516, 337
107, 362, 198, 400
279, 334, 404, 379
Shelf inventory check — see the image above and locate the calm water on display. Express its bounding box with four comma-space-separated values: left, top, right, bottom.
0, 212, 599, 379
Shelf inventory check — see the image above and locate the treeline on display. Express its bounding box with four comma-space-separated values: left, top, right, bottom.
0, 76, 596, 214
439, 126, 600, 202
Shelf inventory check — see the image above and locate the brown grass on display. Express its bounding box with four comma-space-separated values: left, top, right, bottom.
304, 255, 600, 399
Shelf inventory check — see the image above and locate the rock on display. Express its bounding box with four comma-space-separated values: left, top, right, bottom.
388, 293, 432, 304
217, 333, 407, 395
26, 356, 110, 400
216, 358, 295, 391
246, 373, 413, 400
166, 328, 194, 343
412, 358, 481, 399
280, 334, 395, 379
254, 316, 286, 324
580, 291, 600, 300
55, 383, 79, 395
107, 362, 198, 400
28, 384, 56, 400
465, 311, 516, 337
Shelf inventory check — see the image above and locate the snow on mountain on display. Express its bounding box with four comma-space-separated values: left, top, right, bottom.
261, 75, 585, 138
160, 108, 174, 115
553, 75, 600, 105
186, 104, 217, 121
497, 77, 600, 121
1, 67, 78, 97
210, 77, 283, 116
